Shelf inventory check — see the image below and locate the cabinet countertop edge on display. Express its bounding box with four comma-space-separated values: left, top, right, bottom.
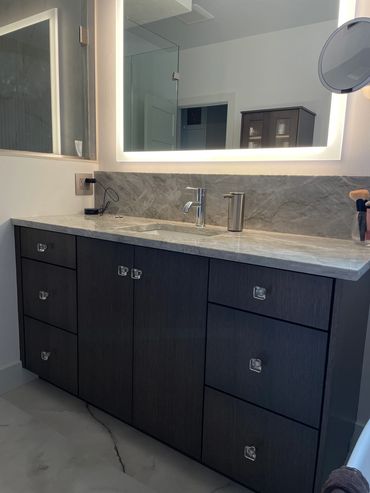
12, 215, 370, 282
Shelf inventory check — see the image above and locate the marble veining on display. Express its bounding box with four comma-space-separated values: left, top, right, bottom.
94, 173, 370, 240
12, 214, 370, 280
0, 380, 249, 493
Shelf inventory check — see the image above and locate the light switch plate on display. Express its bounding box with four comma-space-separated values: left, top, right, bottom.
75, 173, 94, 196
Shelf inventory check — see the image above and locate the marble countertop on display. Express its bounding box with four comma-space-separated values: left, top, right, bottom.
12, 214, 370, 281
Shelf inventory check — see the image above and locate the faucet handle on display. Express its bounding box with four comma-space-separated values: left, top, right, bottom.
185, 186, 206, 196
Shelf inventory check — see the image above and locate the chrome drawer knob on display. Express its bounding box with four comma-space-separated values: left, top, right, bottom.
38, 291, 49, 301
118, 265, 129, 277
253, 286, 267, 301
249, 358, 262, 374
41, 351, 51, 361
131, 268, 143, 280
37, 243, 48, 253
244, 445, 257, 462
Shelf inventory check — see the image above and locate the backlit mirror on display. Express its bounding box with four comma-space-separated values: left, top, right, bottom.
0, 0, 95, 159
319, 18, 370, 94
122, 0, 345, 155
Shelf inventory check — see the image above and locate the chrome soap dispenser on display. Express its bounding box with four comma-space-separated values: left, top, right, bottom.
224, 192, 245, 232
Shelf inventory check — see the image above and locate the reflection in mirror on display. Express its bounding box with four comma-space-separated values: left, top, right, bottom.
319, 18, 370, 94
0, 13, 59, 154
0, 0, 95, 159
123, 0, 341, 153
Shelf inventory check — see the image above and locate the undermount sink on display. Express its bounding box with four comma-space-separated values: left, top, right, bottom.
120, 223, 224, 238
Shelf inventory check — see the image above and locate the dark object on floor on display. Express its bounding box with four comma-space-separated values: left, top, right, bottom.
321, 466, 369, 493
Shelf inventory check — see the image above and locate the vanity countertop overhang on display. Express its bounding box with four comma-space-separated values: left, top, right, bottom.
12, 214, 370, 281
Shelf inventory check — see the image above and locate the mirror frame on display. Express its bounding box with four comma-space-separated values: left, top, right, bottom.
116, 0, 356, 163
0, 9, 61, 155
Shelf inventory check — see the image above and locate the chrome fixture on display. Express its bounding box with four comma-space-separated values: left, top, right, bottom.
118, 265, 130, 277
249, 358, 263, 374
224, 192, 245, 232
253, 286, 267, 301
131, 268, 143, 280
38, 291, 49, 301
244, 445, 257, 462
41, 351, 51, 362
183, 187, 206, 228
37, 243, 48, 253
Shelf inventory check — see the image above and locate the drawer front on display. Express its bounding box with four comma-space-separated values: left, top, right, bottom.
206, 304, 327, 427
25, 317, 77, 394
22, 259, 77, 332
202, 388, 318, 493
209, 259, 333, 330
21, 227, 76, 269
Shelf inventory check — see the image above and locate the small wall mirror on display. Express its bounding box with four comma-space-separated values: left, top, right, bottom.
120, 0, 355, 161
319, 17, 370, 94
0, 0, 95, 159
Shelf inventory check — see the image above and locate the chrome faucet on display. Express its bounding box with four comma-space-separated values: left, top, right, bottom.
183, 187, 206, 228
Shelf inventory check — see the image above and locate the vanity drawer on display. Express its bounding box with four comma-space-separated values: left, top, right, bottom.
209, 259, 333, 330
21, 227, 76, 269
25, 317, 77, 395
22, 259, 77, 333
202, 387, 318, 493
206, 304, 327, 427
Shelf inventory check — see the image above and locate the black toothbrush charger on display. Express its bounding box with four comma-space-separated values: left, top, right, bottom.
84, 178, 119, 216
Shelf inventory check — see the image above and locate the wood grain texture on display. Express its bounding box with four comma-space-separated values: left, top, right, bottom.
315, 270, 370, 491
133, 247, 208, 459
206, 303, 328, 427
24, 317, 77, 394
77, 237, 134, 423
21, 227, 76, 269
14, 227, 25, 364
22, 259, 77, 333
203, 387, 318, 493
209, 259, 333, 330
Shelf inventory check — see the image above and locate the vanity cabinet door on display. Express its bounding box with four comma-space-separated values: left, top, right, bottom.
133, 247, 208, 460
77, 237, 134, 423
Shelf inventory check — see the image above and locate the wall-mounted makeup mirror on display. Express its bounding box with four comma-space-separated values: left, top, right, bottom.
0, 0, 95, 159
118, 0, 356, 162
319, 17, 370, 94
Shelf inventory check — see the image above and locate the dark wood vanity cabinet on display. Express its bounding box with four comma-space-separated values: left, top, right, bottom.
77, 237, 134, 423
240, 106, 316, 148
14, 226, 370, 493
133, 247, 208, 459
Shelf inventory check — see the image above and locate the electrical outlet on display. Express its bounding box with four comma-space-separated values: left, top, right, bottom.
75, 173, 94, 196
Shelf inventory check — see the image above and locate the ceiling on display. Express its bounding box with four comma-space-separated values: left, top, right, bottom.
125, 0, 192, 25
140, 0, 340, 49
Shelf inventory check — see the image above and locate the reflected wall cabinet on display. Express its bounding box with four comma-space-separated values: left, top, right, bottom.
240, 106, 316, 148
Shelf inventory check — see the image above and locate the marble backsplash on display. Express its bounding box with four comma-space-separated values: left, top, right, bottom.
94, 172, 370, 240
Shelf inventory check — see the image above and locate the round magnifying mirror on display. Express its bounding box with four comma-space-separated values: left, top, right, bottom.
319, 17, 370, 94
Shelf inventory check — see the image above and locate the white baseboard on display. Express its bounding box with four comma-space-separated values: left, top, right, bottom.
0, 361, 37, 396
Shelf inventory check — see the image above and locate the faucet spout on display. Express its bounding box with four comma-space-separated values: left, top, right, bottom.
182, 187, 206, 228
183, 201, 200, 214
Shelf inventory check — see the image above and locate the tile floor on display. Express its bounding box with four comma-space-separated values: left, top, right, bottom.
0, 380, 250, 493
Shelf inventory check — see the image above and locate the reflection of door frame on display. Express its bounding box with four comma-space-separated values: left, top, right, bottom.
144, 93, 177, 151
0, 9, 61, 154
178, 92, 235, 149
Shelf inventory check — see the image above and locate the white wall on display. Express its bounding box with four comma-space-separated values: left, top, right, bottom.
0, 154, 97, 374
178, 20, 336, 147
